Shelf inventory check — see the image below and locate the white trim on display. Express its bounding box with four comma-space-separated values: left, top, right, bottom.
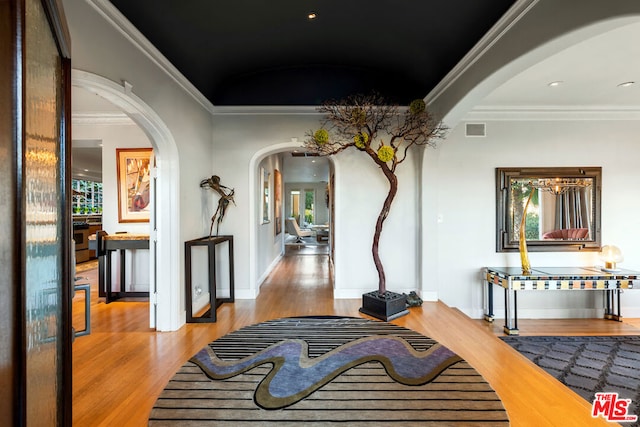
212, 106, 319, 115
248, 142, 305, 298
255, 253, 283, 290
87, 0, 215, 114
72, 69, 183, 331
465, 106, 640, 121
334, 288, 416, 299
425, 0, 539, 106
462, 307, 606, 320
72, 111, 134, 125
248, 142, 336, 298
421, 291, 439, 302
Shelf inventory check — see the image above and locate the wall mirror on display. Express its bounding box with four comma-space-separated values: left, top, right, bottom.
496, 167, 601, 252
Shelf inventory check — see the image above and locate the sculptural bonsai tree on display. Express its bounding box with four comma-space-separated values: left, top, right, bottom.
304, 93, 447, 296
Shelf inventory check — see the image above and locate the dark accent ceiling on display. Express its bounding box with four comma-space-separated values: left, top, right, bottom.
109, 0, 516, 106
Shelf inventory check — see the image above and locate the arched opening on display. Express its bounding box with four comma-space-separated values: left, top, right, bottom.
72, 70, 181, 331
248, 143, 337, 298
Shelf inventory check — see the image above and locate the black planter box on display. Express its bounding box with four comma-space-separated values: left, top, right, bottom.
359, 290, 409, 321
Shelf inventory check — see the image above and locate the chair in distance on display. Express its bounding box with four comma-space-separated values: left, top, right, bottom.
285, 218, 313, 243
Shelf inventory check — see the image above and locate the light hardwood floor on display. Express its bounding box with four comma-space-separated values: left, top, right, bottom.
72, 255, 639, 426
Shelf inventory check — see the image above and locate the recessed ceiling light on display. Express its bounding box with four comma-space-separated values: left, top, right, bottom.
617, 81, 635, 88
548, 81, 563, 87
308, 12, 317, 20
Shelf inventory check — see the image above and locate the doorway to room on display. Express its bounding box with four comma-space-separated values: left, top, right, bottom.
72, 70, 181, 332
250, 146, 334, 297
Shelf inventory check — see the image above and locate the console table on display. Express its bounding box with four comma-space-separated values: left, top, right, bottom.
483, 266, 640, 335
184, 235, 235, 323
89, 232, 150, 303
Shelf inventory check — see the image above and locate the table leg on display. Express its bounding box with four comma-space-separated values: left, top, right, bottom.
503, 288, 519, 335
209, 241, 217, 322
106, 250, 112, 304
119, 248, 126, 299
483, 279, 494, 322
98, 253, 105, 298
607, 289, 622, 321
616, 289, 622, 321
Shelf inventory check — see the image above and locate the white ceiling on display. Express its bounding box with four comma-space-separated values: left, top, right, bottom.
71, 87, 122, 182
478, 21, 640, 109
281, 153, 330, 183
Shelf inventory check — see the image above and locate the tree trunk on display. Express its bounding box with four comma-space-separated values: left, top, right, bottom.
372, 168, 398, 295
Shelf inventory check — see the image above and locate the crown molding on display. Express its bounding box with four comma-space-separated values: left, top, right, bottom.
87, 0, 215, 114
211, 105, 321, 115
72, 111, 134, 125
465, 105, 640, 121
425, 0, 539, 106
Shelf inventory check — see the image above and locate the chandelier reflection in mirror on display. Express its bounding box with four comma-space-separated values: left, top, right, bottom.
533, 177, 591, 195
518, 177, 592, 274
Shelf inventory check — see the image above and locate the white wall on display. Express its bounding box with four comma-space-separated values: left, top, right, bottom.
431, 118, 640, 319
73, 122, 151, 234
256, 154, 284, 284
73, 121, 152, 292
333, 148, 420, 297
212, 113, 422, 299
284, 182, 330, 226
64, 0, 214, 330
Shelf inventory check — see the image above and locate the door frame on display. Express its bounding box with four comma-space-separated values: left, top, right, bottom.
72, 70, 182, 331
248, 143, 337, 297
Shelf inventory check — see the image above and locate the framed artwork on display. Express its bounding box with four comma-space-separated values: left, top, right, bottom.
261, 167, 270, 224
274, 169, 282, 235
116, 148, 153, 223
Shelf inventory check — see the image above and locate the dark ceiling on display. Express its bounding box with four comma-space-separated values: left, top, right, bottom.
109, 0, 516, 106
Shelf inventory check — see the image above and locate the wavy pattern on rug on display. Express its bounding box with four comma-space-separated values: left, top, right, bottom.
501, 335, 640, 427
150, 317, 509, 426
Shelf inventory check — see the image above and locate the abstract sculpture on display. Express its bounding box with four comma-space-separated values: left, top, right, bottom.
200, 175, 235, 237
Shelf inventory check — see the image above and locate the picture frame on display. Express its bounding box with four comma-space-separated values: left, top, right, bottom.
274, 169, 282, 235
261, 167, 270, 224
116, 148, 153, 223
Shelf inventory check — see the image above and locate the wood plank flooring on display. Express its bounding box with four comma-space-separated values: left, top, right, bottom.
72, 256, 640, 426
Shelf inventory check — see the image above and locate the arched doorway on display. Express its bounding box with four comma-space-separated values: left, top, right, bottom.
248, 143, 336, 298
72, 70, 181, 331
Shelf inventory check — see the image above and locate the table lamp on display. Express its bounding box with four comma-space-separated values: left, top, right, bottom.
600, 245, 623, 272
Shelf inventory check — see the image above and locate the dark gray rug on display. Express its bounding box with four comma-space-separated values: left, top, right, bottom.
149, 317, 509, 426
501, 335, 640, 425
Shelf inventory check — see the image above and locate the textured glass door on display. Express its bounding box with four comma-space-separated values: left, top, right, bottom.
0, 0, 72, 425
25, 0, 66, 423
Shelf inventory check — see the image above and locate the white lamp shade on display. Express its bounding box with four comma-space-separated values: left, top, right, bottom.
600, 245, 623, 271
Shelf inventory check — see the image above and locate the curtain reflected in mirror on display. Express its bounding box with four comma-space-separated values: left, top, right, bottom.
497, 167, 601, 252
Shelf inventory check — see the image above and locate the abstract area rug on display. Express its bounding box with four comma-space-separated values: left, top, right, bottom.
501, 335, 640, 425
149, 317, 509, 426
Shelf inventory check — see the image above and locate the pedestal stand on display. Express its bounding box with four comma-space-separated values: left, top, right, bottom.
359, 290, 409, 321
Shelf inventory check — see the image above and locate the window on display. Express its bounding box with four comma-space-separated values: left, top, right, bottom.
304, 189, 314, 225
290, 190, 300, 221
72, 178, 103, 215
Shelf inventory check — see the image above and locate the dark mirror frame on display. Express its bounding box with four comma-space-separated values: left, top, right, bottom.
496, 167, 602, 252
